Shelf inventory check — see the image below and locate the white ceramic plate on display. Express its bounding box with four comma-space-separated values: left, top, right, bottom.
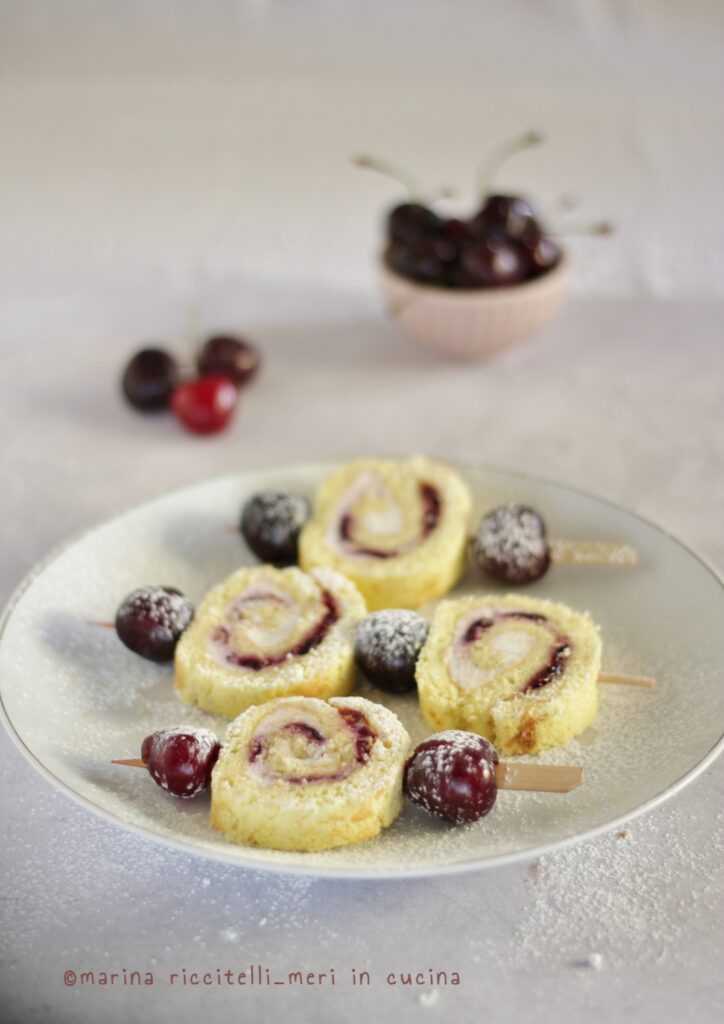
1, 462, 722, 879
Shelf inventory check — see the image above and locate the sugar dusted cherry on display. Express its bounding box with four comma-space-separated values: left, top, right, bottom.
470, 503, 551, 584
115, 586, 194, 661
354, 610, 429, 694
141, 727, 221, 797
404, 731, 498, 823
241, 491, 311, 565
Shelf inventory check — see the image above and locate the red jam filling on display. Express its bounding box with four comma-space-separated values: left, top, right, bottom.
247, 709, 376, 783
462, 611, 571, 693
338, 481, 442, 558
213, 590, 338, 670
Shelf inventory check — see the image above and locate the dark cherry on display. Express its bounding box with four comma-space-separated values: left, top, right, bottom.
470, 503, 551, 584
197, 335, 260, 387
386, 237, 458, 285
354, 610, 429, 694
519, 223, 561, 276
170, 374, 239, 435
121, 348, 178, 412
403, 732, 498, 824
387, 203, 442, 245
444, 263, 481, 289
440, 217, 472, 244
240, 491, 311, 565
141, 727, 220, 797
115, 586, 194, 662
460, 239, 526, 286
471, 194, 539, 241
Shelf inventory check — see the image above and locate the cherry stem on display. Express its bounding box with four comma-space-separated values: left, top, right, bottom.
185, 306, 201, 355
477, 130, 544, 198
87, 620, 116, 629
351, 154, 422, 199
548, 221, 614, 238
111, 758, 147, 768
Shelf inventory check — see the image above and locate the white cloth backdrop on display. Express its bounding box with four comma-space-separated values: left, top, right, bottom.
1, 0, 723, 299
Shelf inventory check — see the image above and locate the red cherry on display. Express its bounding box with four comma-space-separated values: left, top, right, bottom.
171, 375, 239, 435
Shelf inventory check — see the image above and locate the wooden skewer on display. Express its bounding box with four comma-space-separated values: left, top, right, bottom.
88, 620, 116, 629
496, 762, 583, 793
111, 755, 582, 794
598, 671, 655, 689
550, 540, 638, 567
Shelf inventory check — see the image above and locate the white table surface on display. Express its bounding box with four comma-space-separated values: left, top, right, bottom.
1, 4, 723, 1023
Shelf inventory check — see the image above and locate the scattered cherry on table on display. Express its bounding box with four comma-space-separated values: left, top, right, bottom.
120, 332, 260, 436
197, 335, 260, 386
170, 374, 239, 435
121, 348, 178, 411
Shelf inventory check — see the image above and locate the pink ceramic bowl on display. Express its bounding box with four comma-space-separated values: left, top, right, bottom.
379, 254, 569, 361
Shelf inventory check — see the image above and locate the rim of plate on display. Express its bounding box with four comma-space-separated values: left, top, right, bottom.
1, 458, 723, 880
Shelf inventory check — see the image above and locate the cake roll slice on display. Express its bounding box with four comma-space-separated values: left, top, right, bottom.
175, 565, 366, 718
298, 456, 472, 611
417, 594, 601, 755
210, 696, 410, 851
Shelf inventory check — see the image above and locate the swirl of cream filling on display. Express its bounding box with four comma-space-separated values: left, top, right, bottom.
246, 703, 376, 784
448, 607, 571, 693
207, 579, 338, 670
327, 471, 441, 560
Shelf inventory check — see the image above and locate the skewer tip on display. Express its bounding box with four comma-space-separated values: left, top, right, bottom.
550, 540, 638, 567
496, 762, 584, 793
598, 671, 655, 689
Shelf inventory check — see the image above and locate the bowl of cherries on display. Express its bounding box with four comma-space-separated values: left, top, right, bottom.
357, 133, 610, 361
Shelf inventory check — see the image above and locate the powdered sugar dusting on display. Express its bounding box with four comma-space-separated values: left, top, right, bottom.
472, 806, 724, 972
241, 491, 310, 549
472, 503, 549, 582
355, 610, 429, 665
118, 586, 194, 637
